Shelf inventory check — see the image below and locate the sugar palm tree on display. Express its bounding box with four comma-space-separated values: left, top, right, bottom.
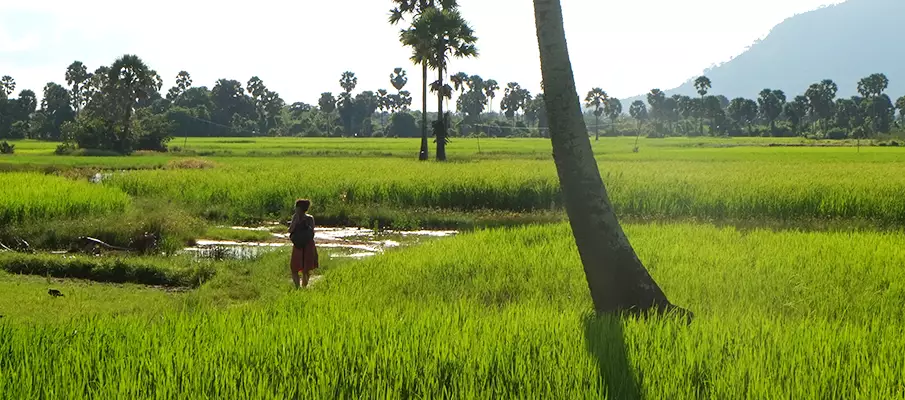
451, 71, 469, 121
0, 76, 15, 97
584, 88, 608, 141
484, 79, 499, 114
402, 7, 477, 161
533, 0, 682, 314
107, 54, 160, 152
390, 68, 408, 92
65, 61, 90, 114
694, 76, 711, 135
390, 0, 459, 160
604, 97, 622, 135
399, 22, 436, 160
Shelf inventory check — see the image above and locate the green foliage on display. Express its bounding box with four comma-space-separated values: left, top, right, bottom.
1, 200, 205, 253
3, 223, 905, 397
0, 172, 130, 225
72, 142, 905, 225
0, 253, 215, 287
132, 108, 174, 152
387, 112, 420, 138
501, 82, 531, 120
0, 141, 13, 154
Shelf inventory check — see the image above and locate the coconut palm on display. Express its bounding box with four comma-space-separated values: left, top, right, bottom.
533, 0, 681, 313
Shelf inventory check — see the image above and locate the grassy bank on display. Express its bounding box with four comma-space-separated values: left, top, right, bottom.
0, 253, 216, 288
2, 223, 904, 398
0, 201, 205, 253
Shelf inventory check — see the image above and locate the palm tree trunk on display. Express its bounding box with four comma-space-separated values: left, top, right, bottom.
420, 63, 429, 161
594, 115, 599, 141
436, 64, 447, 162
435, 41, 448, 162
699, 95, 705, 136
533, 0, 678, 314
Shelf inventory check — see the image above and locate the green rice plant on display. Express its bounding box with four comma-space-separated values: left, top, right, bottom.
101, 155, 905, 224
0, 172, 131, 225
0, 253, 216, 287
0, 198, 205, 253
2, 223, 905, 398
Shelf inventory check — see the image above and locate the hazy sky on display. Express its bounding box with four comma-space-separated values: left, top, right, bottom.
1, 0, 842, 109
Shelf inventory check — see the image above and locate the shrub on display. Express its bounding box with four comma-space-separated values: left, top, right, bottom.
133, 109, 174, 152
0, 141, 14, 154
825, 128, 848, 140
387, 112, 419, 138
54, 142, 77, 155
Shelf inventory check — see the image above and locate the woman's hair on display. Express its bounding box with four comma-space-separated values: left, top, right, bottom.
295, 199, 311, 212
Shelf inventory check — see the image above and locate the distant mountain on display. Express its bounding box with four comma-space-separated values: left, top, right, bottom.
622, 0, 905, 104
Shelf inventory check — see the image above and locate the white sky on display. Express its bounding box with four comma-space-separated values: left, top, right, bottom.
0, 0, 842, 109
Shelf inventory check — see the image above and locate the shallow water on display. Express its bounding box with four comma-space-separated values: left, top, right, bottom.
184, 225, 457, 260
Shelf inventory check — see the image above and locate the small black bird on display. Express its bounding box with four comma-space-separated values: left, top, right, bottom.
48, 289, 64, 297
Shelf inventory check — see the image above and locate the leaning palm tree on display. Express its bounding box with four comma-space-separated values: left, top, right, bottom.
390, 0, 459, 160
533, 0, 683, 314
584, 88, 608, 141
402, 7, 478, 161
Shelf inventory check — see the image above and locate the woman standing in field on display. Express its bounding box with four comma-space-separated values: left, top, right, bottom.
289, 199, 319, 288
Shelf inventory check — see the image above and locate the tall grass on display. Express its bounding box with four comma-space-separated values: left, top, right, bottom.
0, 173, 131, 225
0, 253, 216, 287
2, 223, 905, 398
102, 156, 905, 224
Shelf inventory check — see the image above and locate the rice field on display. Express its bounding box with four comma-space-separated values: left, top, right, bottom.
2, 137, 905, 398
0, 172, 131, 225
2, 223, 905, 398
101, 156, 905, 224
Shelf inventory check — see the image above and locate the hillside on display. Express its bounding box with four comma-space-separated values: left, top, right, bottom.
623, 0, 905, 103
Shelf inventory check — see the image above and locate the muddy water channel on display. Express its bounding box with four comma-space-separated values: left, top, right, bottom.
183, 225, 457, 260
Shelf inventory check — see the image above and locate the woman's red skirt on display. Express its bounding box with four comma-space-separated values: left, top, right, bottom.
290, 241, 319, 272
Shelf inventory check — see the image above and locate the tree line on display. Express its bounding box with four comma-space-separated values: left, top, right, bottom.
586, 73, 905, 141
3, 0, 902, 157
